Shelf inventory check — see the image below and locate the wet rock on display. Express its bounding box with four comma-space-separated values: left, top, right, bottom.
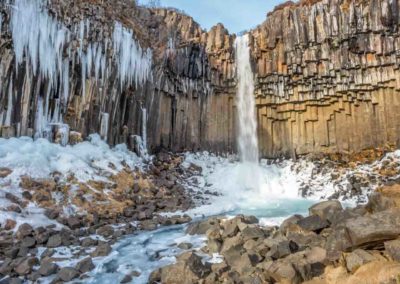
58, 267, 79, 282
384, 239, 400, 261
0, 167, 12, 178
76, 257, 95, 273
120, 274, 132, 283
81, 237, 98, 247
297, 215, 329, 233
47, 234, 62, 248
91, 243, 112, 257
178, 242, 193, 250
309, 200, 343, 223
38, 260, 59, 276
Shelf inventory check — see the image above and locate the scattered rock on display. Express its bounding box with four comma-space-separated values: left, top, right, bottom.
297, 215, 329, 232
16, 223, 33, 239
47, 234, 62, 248
309, 200, 343, 223
96, 225, 114, 238
15, 257, 38, 275
345, 249, 376, 273
58, 267, 79, 282
178, 242, 193, 250
76, 257, 95, 273
91, 243, 112, 257
38, 260, 59, 276
385, 239, 400, 261
0, 167, 12, 178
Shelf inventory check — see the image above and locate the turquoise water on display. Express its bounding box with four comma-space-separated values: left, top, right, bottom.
89, 198, 314, 284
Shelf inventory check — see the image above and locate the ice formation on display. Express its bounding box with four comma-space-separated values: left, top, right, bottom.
7, 0, 152, 144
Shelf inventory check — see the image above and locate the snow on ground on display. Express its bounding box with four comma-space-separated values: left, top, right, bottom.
0, 134, 144, 229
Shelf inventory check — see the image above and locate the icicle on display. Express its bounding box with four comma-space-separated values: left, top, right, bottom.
100, 112, 109, 141
4, 79, 13, 127
141, 107, 147, 152
62, 59, 70, 107
112, 22, 152, 88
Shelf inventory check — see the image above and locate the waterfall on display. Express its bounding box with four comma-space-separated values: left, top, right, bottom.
235, 34, 259, 164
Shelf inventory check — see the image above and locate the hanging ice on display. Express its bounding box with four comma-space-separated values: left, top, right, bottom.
100, 112, 110, 142
112, 22, 152, 88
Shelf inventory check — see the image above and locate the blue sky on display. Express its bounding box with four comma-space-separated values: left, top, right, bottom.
140, 0, 283, 33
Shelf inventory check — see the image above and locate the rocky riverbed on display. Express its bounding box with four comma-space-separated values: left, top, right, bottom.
0, 137, 400, 283
151, 188, 400, 284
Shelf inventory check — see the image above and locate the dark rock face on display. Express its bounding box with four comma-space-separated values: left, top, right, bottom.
2, 0, 398, 158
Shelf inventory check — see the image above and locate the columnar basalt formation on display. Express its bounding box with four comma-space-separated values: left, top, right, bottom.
250, 0, 400, 157
0, 0, 236, 155
1, 0, 400, 158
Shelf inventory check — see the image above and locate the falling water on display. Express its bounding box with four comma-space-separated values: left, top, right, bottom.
235, 34, 259, 164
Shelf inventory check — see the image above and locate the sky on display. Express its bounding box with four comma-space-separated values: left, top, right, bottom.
140, 0, 283, 33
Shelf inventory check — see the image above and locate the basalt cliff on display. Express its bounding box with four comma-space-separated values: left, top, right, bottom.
1, 0, 400, 158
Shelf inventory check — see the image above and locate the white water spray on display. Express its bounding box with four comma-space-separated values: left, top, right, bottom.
234, 34, 262, 191
235, 34, 259, 164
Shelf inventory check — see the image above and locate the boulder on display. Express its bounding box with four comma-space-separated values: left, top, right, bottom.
91, 243, 112, 257
0, 167, 12, 178
47, 234, 62, 248
177, 242, 193, 250
343, 210, 400, 249
21, 236, 36, 248
385, 239, 400, 261
38, 260, 59, 276
297, 215, 329, 232
309, 200, 343, 223
16, 223, 33, 239
280, 214, 304, 234
186, 218, 220, 235
240, 225, 265, 241
58, 267, 79, 282
67, 216, 81, 229
261, 261, 300, 283
76, 257, 95, 273
81, 237, 98, 247
96, 225, 115, 238
345, 249, 376, 273
14, 257, 38, 275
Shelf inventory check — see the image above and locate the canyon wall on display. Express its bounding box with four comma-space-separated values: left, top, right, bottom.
1, 0, 400, 158
250, 0, 400, 157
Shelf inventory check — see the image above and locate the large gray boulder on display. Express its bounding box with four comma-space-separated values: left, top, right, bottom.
309, 200, 343, 223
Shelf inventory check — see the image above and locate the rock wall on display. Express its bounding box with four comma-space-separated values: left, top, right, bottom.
1, 0, 400, 158
250, 0, 400, 157
0, 0, 237, 155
